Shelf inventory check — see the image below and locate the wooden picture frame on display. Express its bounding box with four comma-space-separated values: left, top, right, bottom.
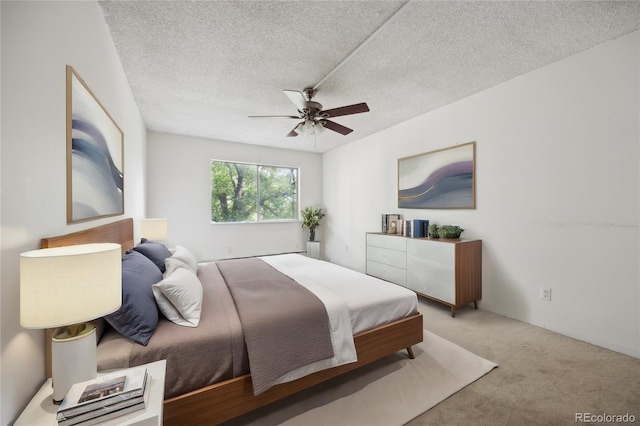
398, 141, 476, 209
66, 65, 124, 223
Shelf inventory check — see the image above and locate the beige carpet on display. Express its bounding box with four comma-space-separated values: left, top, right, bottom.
224, 330, 498, 426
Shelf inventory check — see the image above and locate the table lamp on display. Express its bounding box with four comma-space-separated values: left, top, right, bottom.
140, 218, 168, 241
20, 243, 122, 403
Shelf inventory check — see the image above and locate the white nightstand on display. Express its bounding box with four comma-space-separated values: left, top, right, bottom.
15, 360, 166, 426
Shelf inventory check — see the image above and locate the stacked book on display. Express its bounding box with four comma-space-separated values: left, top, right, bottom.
56, 366, 150, 426
382, 214, 431, 238
411, 219, 430, 238
381, 213, 401, 234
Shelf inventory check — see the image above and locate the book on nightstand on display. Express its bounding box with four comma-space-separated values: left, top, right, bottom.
57, 366, 148, 425
57, 377, 150, 426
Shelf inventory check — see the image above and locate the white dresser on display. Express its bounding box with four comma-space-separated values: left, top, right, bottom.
366, 233, 482, 317
365, 233, 407, 286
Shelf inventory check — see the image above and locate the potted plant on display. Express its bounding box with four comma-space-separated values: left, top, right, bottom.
301, 206, 325, 242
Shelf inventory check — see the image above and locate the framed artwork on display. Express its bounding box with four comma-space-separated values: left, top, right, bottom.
398, 141, 476, 209
66, 65, 124, 223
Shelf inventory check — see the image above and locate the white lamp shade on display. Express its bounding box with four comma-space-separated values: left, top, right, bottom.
20, 243, 122, 329
140, 218, 168, 241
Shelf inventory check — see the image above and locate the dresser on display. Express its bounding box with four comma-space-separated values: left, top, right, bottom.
366, 233, 482, 317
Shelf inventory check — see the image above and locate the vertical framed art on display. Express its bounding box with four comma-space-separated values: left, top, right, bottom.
66, 65, 124, 223
398, 141, 476, 209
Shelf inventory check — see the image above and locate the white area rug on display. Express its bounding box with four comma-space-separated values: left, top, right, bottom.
224, 330, 498, 426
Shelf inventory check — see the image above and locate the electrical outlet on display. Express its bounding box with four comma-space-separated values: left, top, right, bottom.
539, 287, 552, 301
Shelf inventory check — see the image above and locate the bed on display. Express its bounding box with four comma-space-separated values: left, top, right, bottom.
41, 218, 423, 425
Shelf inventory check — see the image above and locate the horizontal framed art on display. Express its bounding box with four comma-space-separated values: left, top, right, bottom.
398, 141, 476, 209
66, 65, 124, 223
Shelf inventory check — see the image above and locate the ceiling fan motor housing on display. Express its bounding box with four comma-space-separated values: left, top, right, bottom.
304, 101, 323, 117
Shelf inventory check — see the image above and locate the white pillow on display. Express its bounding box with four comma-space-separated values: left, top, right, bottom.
166, 245, 198, 273
165, 257, 192, 276
152, 267, 203, 327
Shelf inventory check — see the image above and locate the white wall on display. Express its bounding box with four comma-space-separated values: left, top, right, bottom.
0, 2, 147, 423
146, 131, 323, 261
323, 31, 640, 358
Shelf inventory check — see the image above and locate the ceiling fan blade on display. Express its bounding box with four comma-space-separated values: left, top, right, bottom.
322, 102, 369, 118
284, 90, 307, 111
248, 115, 300, 119
286, 125, 299, 137
322, 120, 353, 135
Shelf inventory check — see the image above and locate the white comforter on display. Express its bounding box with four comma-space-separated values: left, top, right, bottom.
259, 253, 418, 385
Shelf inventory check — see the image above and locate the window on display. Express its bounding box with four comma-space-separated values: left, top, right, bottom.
211, 160, 299, 223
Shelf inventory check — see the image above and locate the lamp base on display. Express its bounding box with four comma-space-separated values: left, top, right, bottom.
51, 323, 97, 404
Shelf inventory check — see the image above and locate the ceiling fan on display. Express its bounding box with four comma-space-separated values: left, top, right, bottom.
249, 88, 369, 137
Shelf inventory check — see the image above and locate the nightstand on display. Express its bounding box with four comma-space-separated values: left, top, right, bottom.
15, 360, 166, 426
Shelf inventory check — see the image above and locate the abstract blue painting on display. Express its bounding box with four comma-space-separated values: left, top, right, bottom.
398, 142, 475, 209
67, 66, 124, 223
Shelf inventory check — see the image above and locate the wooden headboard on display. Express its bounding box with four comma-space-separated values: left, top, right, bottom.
41, 217, 134, 255
41, 218, 134, 377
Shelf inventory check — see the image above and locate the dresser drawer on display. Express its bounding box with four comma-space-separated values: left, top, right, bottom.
366, 245, 406, 269
366, 260, 406, 286
406, 238, 454, 266
366, 233, 406, 252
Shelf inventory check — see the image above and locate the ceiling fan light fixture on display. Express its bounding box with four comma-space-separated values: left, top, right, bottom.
293, 122, 305, 135
302, 119, 316, 134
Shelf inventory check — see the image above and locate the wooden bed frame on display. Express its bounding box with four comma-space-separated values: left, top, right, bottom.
42, 218, 424, 425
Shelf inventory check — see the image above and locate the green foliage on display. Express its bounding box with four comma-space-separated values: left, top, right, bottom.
437, 225, 464, 239
211, 161, 298, 223
300, 207, 325, 231
301, 206, 325, 241
258, 166, 298, 221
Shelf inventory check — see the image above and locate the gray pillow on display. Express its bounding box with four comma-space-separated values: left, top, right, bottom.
133, 239, 172, 273
104, 250, 162, 345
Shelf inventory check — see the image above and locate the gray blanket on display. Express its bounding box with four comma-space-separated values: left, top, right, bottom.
99, 261, 250, 399
216, 257, 334, 395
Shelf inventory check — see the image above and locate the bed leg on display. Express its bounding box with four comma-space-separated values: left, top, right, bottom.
406, 346, 415, 359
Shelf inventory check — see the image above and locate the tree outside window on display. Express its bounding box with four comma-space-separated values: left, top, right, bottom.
211, 161, 298, 223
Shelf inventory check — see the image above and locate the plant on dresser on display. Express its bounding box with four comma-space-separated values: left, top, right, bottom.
365, 232, 482, 317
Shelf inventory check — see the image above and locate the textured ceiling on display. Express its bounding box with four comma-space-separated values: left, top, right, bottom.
99, 1, 640, 153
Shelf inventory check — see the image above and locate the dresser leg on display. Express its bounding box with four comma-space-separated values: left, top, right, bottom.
450, 307, 456, 318
474, 301, 478, 309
